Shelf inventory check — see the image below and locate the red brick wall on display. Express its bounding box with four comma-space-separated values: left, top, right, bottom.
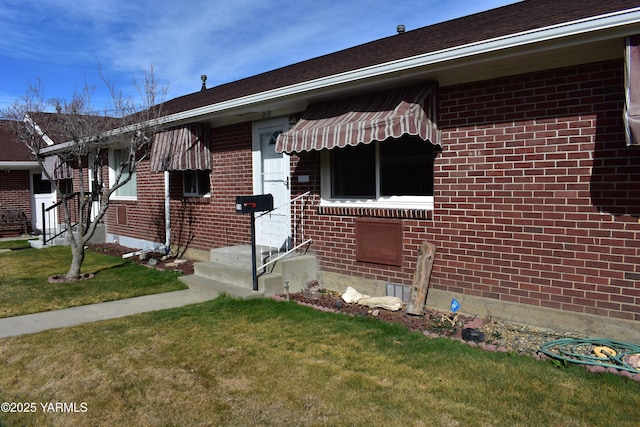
105, 155, 166, 244
0, 170, 32, 229
294, 59, 640, 321
100, 59, 640, 321
104, 122, 255, 251
168, 122, 254, 251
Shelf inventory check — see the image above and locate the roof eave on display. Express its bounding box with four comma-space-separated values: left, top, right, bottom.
0, 161, 39, 170
159, 7, 640, 126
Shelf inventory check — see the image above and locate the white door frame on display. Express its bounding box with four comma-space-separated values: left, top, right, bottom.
252, 117, 291, 249
30, 170, 57, 234
87, 164, 101, 222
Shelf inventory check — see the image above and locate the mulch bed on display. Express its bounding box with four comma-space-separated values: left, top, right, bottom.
87, 243, 195, 275
48, 273, 95, 284
286, 290, 475, 338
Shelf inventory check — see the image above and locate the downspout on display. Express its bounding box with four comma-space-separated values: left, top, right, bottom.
121, 171, 171, 259
164, 170, 171, 254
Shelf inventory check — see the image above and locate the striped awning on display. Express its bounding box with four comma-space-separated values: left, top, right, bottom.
150, 123, 211, 172
42, 155, 73, 180
275, 82, 440, 153
625, 35, 640, 146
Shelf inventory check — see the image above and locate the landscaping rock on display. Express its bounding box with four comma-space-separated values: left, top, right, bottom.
341, 286, 369, 303
464, 318, 486, 330
303, 280, 321, 299
462, 328, 485, 343
357, 296, 403, 311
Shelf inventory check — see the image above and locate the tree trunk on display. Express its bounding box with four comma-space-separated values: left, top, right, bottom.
406, 241, 436, 315
66, 239, 85, 281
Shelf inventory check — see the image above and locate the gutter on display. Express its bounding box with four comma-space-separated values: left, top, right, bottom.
24, 114, 54, 146
39, 122, 148, 156
0, 161, 39, 169
40, 7, 640, 156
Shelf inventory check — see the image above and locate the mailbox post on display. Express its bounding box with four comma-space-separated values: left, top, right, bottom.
235, 194, 274, 292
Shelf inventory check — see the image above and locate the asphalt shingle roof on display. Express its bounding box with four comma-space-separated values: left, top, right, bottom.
0, 121, 32, 162
161, 0, 640, 116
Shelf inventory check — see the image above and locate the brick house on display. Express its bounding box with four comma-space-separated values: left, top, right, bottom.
0, 121, 41, 235
41, 0, 640, 341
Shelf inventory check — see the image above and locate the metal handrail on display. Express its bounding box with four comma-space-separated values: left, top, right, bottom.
256, 191, 312, 272
256, 191, 311, 219
41, 192, 81, 245
259, 239, 312, 271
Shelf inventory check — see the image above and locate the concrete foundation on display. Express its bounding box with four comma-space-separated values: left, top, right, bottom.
177, 246, 209, 262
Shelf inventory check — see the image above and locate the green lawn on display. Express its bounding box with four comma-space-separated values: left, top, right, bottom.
0, 245, 187, 317
0, 244, 637, 426
0, 297, 638, 426
0, 239, 33, 250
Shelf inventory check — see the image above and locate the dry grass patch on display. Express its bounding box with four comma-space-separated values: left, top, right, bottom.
0, 297, 638, 426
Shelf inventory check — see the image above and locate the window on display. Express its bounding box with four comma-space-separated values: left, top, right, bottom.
323, 135, 435, 209
32, 173, 52, 195
183, 170, 210, 197
110, 149, 137, 200
59, 179, 74, 196
379, 137, 434, 196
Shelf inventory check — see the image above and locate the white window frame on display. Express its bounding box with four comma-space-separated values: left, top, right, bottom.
182, 170, 211, 197
320, 142, 434, 210
109, 148, 137, 201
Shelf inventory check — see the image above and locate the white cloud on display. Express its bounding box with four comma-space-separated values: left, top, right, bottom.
0, 0, 520, 106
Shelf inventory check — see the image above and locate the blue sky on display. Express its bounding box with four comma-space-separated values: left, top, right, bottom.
0, 0, 518, 112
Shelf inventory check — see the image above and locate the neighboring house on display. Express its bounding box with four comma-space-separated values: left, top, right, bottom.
0, 121, 43, 236
41, 0, 640, 341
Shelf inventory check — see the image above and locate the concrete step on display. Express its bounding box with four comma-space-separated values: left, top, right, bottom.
185, 245, 319, 298
193, 261, 282, 293
28, 224, 105, 249
273, 254, 318, 294
29, 237, 66, 248
209, 244, 285, 269
194, 261, 254, 289
179, 275, 263, 299
180, 273, 286, 299
193, 260, 286, 295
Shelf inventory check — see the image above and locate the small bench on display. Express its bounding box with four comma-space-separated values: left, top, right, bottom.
0, 209, 28, 237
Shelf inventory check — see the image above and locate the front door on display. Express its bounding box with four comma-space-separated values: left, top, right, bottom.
252, 118, 291, 249
31, 172, 57, 234
88, 165, 101, 222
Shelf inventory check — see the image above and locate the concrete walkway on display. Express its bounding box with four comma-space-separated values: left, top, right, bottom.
0, 288, 217, 339
0, 235, 225, 338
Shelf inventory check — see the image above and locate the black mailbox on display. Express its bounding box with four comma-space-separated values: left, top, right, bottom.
235, 194, 274, 214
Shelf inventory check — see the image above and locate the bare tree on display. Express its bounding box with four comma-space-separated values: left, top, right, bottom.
1, 68, 167, 281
